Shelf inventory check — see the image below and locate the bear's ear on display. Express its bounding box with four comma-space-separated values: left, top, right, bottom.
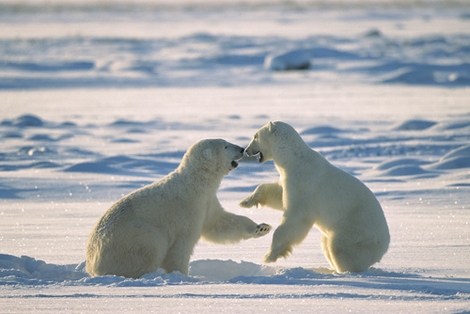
268, 121, 276, 133
203, 148, 213, 160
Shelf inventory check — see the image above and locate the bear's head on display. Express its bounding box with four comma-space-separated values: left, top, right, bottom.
183, 139, 245, 175
245, 121, 294, 163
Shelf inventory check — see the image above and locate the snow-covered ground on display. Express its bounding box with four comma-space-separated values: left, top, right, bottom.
1, 0, 469, 312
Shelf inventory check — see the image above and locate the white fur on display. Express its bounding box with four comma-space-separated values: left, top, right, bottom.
240, 122, 390, 273
86, 139, 271, 278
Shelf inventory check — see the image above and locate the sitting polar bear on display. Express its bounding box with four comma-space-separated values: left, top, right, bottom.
86, 139, 271, 278
240, 121, 390, 273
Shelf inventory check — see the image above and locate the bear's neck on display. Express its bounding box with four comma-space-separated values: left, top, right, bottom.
176, 163, 224, 192
272, 139, 317, 172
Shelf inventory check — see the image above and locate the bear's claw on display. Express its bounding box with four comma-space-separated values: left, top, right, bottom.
263, 254, 276, 263
263, 245, 292, 263
240, 197, 259, 208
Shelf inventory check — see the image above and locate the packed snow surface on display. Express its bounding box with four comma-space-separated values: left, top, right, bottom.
0, 0, 469, 313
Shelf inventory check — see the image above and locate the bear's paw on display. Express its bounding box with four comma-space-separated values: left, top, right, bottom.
253, 223, 272, 238
264, 245, 293, 263
239, 196, 259, 209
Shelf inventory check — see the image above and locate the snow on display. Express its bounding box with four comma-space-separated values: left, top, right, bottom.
1, 0, 470, 312
264, 49, 312, 71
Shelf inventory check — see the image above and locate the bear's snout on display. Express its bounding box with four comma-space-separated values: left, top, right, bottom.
244, 145, 257, 157
233, 145, 244, 155
230, 144, 245, 162
233, 145, 244, 156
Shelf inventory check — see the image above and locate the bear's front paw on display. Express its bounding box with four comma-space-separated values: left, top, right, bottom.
263, 245, 292, 263
239, 195, 259, 208
263, 251, 278, 263
253, 223, 271, 238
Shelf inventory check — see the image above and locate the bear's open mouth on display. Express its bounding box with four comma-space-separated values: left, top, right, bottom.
231, 160, 239, 168
253, 151, 263, 163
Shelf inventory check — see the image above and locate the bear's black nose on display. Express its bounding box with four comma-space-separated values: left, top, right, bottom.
240, 147, 245, 154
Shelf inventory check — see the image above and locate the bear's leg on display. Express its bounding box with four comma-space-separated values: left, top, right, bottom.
239, 182, 284, 210
161, 239, 194, 274
326, 232, 377, 273
125, 224, 174, 277
321, 234, 335, 270
102, 224, 170, 278
264, 211, 314, 263
202, 210, 271, 243
90, 236, 167, 278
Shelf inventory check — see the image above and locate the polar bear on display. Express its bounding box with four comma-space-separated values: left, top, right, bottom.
86, 139, 271, 278
240, 121, 390, 273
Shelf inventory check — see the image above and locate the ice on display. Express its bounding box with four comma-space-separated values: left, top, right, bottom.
1, 0, 470, 312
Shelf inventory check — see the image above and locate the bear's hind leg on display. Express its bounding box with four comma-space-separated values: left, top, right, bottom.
326, 232, 378, 273
120, 226, 169, 278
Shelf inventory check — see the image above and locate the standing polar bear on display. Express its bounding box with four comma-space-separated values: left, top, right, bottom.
240, 121, 390, 273
86, 139, 271, 278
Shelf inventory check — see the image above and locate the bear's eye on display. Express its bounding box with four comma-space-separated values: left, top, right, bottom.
224, 145, 228, 149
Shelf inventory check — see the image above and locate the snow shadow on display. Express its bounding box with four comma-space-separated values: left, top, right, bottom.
2, 114, 470, 200
1, 253, 470, 304
1, 31, 469, 89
